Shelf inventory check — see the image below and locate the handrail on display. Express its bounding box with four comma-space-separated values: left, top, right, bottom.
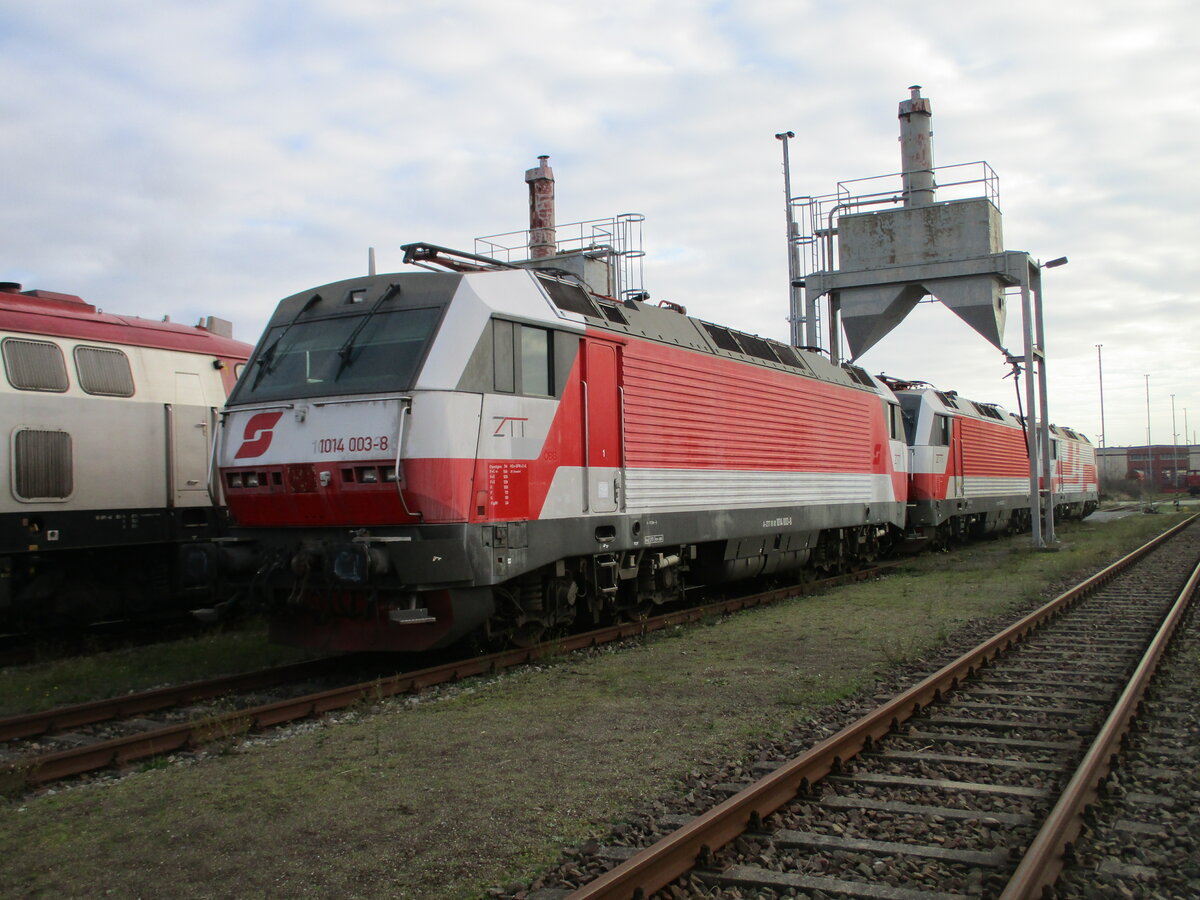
581, 381, 590, 513
205, 406, 221, 507
393, 400, 422, 521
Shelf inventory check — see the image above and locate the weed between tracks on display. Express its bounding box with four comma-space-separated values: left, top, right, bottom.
0, 617, 321, 716
0, 511, 1189, 899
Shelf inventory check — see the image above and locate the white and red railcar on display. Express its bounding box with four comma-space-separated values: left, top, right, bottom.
1047, 424, 1100, 518
207, 268, 909, 652
0, 282, 251, 626
891, 381, 1097, 546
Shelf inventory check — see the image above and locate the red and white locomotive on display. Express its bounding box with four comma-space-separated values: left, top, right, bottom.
0, 282, 251, 627
203, 261, 911, 652
889, 381, 1098, 547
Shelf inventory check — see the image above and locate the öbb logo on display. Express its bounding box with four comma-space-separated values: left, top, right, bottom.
234, 411, 284, 460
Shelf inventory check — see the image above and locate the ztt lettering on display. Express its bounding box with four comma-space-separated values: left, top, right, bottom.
492, 416, 529, 437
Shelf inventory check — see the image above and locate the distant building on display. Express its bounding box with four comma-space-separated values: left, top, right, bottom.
1097, 445, 1198, 493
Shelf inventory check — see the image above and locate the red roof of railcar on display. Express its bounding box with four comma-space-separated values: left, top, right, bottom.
0, 284, 252, 360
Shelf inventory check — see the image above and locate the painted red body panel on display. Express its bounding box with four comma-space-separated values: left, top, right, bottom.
958, 417, 1028, 478
910, 416, 1028, 503
585, 341, 622, 467
1055, 439, 1099, 493
224, 329, 903, 529
621, 339, 890, 473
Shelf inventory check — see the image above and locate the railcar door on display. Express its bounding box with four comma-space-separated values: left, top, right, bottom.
950, 416, 965, 498
583, 341, 621, 513
170, 372, 212, 506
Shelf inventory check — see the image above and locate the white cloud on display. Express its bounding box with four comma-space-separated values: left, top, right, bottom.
1, 0, 1198, 446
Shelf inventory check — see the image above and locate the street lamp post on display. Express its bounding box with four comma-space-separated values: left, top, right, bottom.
1172, 394, 1178, 490
1095, 344, 1105, 448
1145, 375, 1153, 493
776, 131, 802, 349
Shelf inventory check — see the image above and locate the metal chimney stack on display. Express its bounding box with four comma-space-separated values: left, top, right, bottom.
898, 85, 935, 207
525, 155, 556, 259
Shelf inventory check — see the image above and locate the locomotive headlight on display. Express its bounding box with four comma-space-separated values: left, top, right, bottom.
228, 472, 243, 488
381, 466, 397, 483
358, 467, 378, 484
245, 472, 261, 488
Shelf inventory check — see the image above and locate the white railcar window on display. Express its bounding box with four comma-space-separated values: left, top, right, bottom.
13, 429, 73, 500
74, 346, 135, 397
493, 320, 515, 393
2, 338, 68, 392
933, 414, 952, 446
887, 403, 904, 441
520, 326, 552, 396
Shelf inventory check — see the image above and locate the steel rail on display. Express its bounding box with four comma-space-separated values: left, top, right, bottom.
0, 657, 346, 742
2, 565, 893, 788
1001, 550, 1200, 898
567, 514, 1198, 900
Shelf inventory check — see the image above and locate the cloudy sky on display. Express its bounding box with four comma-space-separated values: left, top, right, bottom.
3, 0, 1196, 448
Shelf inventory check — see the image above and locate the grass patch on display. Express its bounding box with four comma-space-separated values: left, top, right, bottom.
0, 512, 1187, 898
0, 618, 321, 716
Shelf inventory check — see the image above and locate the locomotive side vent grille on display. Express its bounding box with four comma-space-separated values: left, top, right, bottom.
734, 332, 777, 363
702, 322, 742, 353
841, 364, 876, 387
596, 302, 628, 325
74, 346, 135, 397
2, 338, 69, 392
768, 342, 806, 370
536, 275, 601, 318
936, 390, 960, 409
13, 428, 73, 500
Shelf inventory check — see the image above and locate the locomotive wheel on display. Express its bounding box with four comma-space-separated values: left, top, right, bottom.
491, 570, 579, 648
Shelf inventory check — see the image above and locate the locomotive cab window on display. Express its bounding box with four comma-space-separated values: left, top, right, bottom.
230, 306, 442, 403
493, 320, 516, 393
493, 321, 555, 397
886, 403, 904, 441
75, 346, 135, 396
520, 326, 552, 396
3, 338, 68, 392
933, 414, 952, 446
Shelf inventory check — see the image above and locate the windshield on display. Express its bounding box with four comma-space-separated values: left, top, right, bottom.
230, 307, 442, 403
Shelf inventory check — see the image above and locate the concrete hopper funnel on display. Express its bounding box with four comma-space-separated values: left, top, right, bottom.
840, 284, 926, 359
922, 275, 1007, 350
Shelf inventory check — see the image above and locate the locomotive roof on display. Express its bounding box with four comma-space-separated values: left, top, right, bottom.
527, 270, 887, 396
892, 381, 1094, 445
270, 268, 890, 399
0, 285, 252, 359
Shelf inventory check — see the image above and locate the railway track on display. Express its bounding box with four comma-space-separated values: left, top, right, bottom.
562, 515, 1200, 900
0, 566, 891, 792
0, 614, 220, 668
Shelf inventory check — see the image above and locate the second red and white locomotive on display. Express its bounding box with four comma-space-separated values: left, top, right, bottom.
889, 381, 1097, 547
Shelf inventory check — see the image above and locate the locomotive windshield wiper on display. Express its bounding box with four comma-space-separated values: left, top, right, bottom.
250, 291, 323, 389
334, 282, 401, 379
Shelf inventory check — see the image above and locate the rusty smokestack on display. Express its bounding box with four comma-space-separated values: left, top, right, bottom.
898, 85, 935, 207
525, 155, 556, 259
